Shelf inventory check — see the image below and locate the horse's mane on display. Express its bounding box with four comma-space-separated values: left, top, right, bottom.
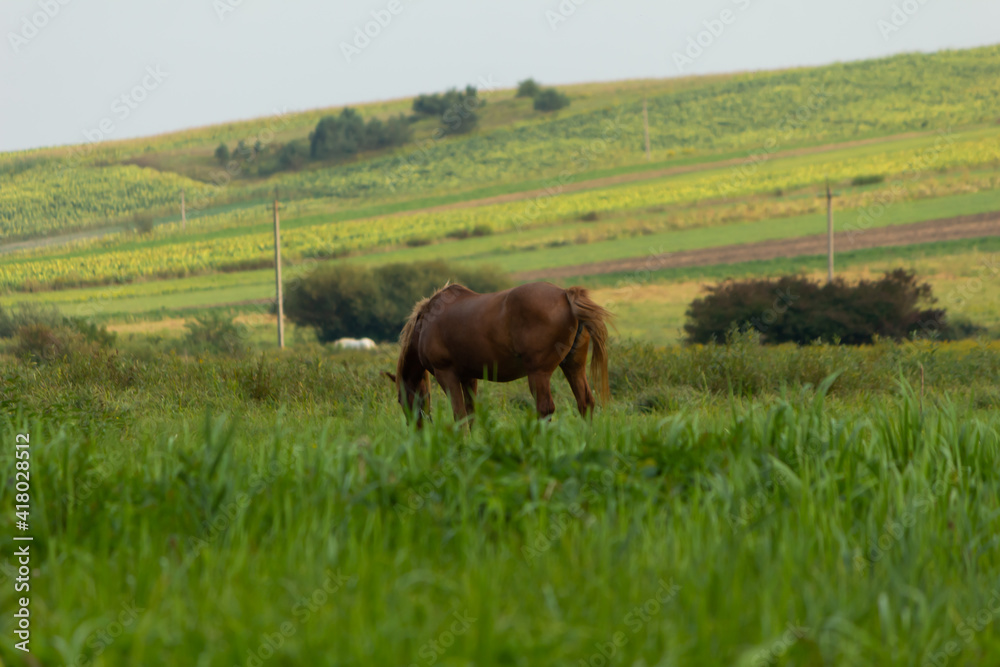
397, 282, 472, 356
397, 296, 430, 355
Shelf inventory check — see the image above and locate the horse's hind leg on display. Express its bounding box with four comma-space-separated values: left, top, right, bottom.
561, 362, 595, 417
462, 379, 478, 418
527, 371, 556, 419
563, 367, 595, 416
559, 331, 595, 416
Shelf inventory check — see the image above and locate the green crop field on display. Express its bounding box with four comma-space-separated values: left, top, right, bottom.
4, 190, 998, 347
3, 126, 999, 293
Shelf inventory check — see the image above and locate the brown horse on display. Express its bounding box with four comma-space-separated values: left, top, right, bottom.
385, 281, 612, 424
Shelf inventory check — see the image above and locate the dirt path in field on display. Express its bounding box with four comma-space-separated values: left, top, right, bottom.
379, 131, 928, 218
515, 212, 1000, 281
0, 224, 133, 255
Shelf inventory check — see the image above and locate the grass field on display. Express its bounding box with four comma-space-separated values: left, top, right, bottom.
2, 338, 999, 666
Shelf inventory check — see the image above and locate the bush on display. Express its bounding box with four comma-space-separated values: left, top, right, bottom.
131, 212, 156, 235
3, 305, 115, 362
181, 312, 249, 356
441, 107, 479, 135
235, 140, 253, 160
938, 316, 987, 341
276, 141, 309, 170
284, 260, 510, 343
533, 88, 570, 112
15, 324, 70, 362
283, 264, 387, 344
309, 108, 411, 160
851, 174, 885, 186
214, 143, 230, 164
516, 78, 541, 98
413, 86, 482, 136
0, 303, 65, 338
364, 115, 413, 148
310, 109, 365, 159
444, 227, 491, 240
684, 270, 948, 345
413, 86, 479, 116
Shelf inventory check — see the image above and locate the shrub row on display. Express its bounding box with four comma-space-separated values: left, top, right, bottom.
412, 85, 482, 135
684, 270, 958, 345
309, 107, 411, 160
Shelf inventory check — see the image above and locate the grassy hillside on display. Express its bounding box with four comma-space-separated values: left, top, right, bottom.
2, 46, 998, 241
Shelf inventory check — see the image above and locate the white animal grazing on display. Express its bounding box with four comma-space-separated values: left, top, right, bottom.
332, 337, 377, 350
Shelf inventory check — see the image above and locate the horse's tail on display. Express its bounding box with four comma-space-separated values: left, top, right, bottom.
565, 286, 614, 403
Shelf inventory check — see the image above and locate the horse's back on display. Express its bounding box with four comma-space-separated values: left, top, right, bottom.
424, 284, 558, 330
502, 282, 578, 353
419, 282, 576, 380
436, 282, 567, 323
504, 282, 575, 324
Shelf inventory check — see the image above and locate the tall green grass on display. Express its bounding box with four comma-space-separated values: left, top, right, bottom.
1, 341, 998, 665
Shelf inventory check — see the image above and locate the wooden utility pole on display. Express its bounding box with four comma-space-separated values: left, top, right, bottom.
180, 189, 186, 231
818, 180, 840, 283
273, 191, 285, 349
642, 98, 651, 161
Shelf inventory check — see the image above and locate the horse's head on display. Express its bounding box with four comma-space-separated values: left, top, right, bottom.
383, 365, 430, 427
390, 295, 441, 427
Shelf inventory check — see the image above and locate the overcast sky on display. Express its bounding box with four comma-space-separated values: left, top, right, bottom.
1, 0, 997, 153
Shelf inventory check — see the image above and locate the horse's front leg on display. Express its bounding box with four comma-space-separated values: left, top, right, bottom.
434, 370, 468, 423
462, 379, 478, 422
